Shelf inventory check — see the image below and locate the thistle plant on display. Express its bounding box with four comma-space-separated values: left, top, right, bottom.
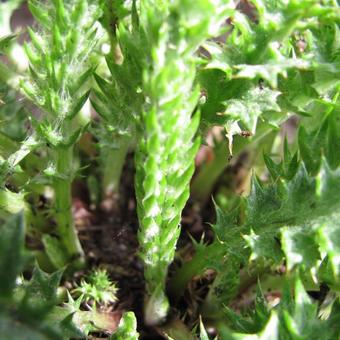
133, 0, 231, 324
1, 0, 340, 338
21, 0, 103, 266
191, 0, 340, 201
91, 0, 144, 199
170, 109, 340, 319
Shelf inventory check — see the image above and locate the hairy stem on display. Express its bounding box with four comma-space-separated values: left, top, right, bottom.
54, 147, 84, 266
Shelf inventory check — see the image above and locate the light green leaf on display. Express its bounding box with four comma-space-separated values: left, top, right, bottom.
42, 235, 68, 269
223, 86, 281, 133
23, 265, 63, 308
244, 229, 284, 264
235, 59, 310, 88
281, 226, 320, 271
0, 34, 16, 53
199, 317, 210, 340
232, 312, 279, 340
110, 312, 139, 340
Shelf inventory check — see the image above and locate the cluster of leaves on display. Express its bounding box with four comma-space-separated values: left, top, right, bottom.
167, 1, 340, 336
90, 0, 144, 197
171, 110, 340, 335
191, 0, 340, 200
0, 213, 138, 339
73, 268, 118, 306
0, 1, 139, 337
201, 279, 340, 340
199, 0, 339, 132
0, 214, 79, 339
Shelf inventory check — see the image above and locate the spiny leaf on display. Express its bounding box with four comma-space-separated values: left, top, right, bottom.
199, 317, 210, 340
59, 313, 85, 339
222, 86, 281, 153
222, 277, 336, 339
0, 34, 17, 54
281, 226, 320, 271
234, 59, 310, 88
243, 229, 284, 264
185, 115, 340, 308
23, 265, 63, 306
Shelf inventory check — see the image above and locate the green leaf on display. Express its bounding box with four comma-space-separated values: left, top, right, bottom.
199, 317, 210, 340
280, 278, 331, 339
223, 86, 281, 133
93, 73, 112, 99
327, 298, 340, 336
23, 265, 63, 308
0, 34, 16, 54
317, 219, 340, 276
0, 189, 29, 217
110, 312, 139, 340
281, 226, 320, 271
67, 90, 91, 120
0, 213, 26, 297
28, 0, 51, 29
225, 277, 337, 339
243, 229, 284, 264
237, 312, 280, 340
59, 313, 85, 339
325, 112, 340, 170
224, 283, 270, 334
42, 235, 68, 269
69, 67, 95, 96
0, 315, 57, 340
298, 120, 328, 175
263, 154, 282, 180
59, 123, 90, 149
225, 307, 257, 334
212, 200, 242, 245
234, 59, 310, 88
90, 97, 111, 121
211, 257, 241, 307
181, 114, 340, 300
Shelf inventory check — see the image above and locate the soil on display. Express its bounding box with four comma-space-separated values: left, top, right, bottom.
68, 144, 252, 339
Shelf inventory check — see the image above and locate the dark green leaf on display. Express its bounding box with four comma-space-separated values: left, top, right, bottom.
0, 213, 26, 297
42, 235, 68, 269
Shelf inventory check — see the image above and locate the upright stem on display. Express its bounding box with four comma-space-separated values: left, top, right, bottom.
101, 136, 129, 199
191, 140, 233, 202
54, 147, 84, 265
191, 124, 273, 202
